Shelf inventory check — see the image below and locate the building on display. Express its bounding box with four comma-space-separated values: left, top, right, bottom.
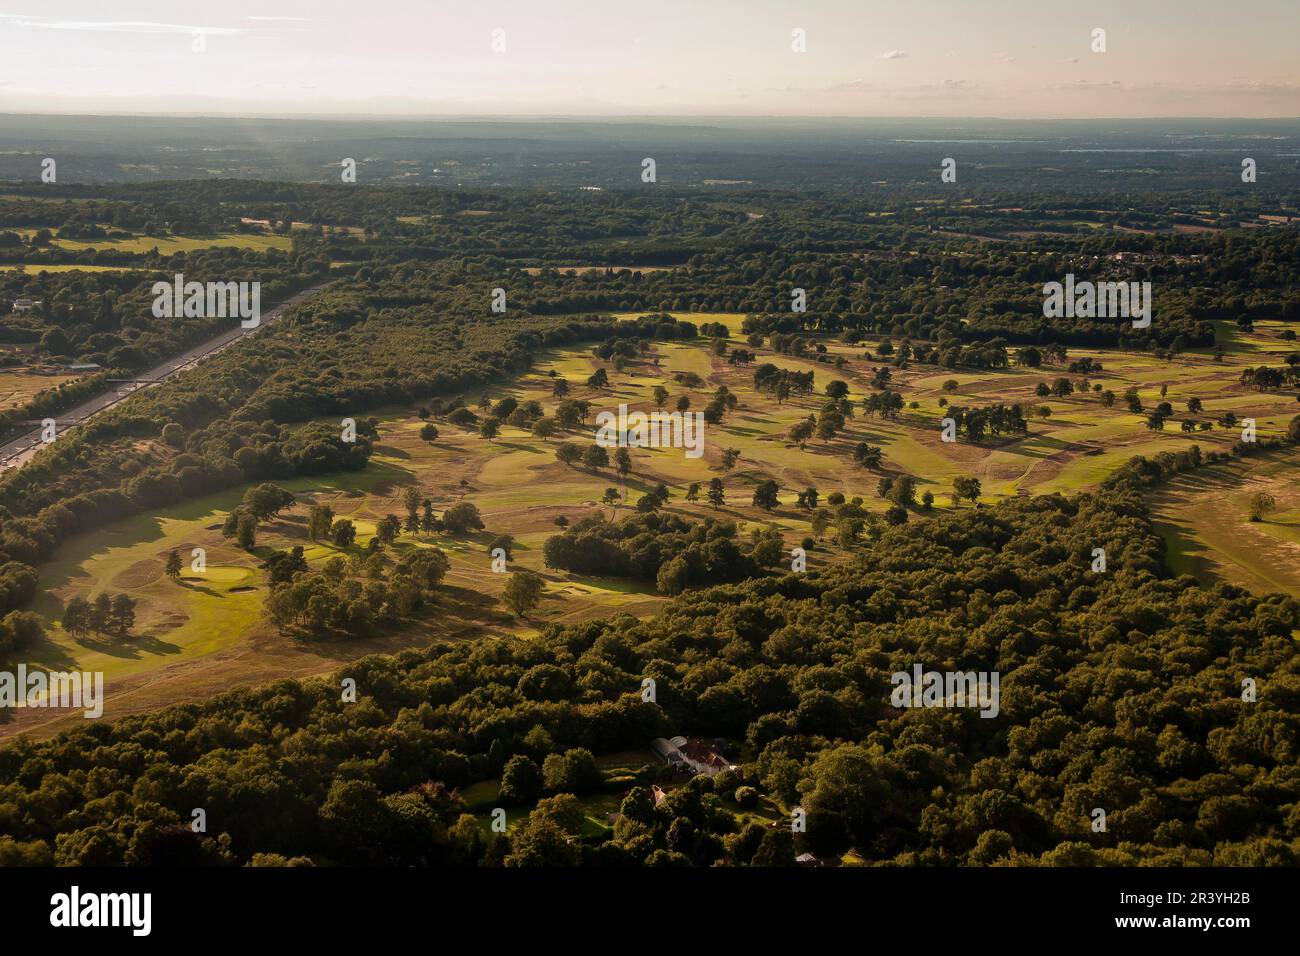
651, 735, 736, 778
11, 299, 41, 313
650, 736, 690, 771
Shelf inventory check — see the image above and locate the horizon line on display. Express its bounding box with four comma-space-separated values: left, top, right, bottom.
2, 110, 1299, 124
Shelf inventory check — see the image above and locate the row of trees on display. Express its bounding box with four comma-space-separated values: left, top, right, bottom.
60, 593, 137, 639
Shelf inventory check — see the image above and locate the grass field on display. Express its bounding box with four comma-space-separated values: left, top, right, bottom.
1151, 446, 1300, 596
5, 311, 1297, 737
0, 367, 83, 409
9, 228, 294, 254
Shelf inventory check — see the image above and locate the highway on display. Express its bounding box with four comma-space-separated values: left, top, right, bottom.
0, 282, 331, 472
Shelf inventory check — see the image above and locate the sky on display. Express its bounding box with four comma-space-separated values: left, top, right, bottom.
1, 0, 1297, 118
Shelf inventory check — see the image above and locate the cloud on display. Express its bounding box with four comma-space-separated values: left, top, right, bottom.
1045, 79, 1123, 91
7, 18, 247, 36
881, 50, 909, 60
789, 77, 979, 99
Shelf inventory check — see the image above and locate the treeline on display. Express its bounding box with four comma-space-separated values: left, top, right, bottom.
541, 513, 783, 594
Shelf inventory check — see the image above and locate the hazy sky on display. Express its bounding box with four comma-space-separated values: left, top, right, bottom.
1, 0, 1297, 118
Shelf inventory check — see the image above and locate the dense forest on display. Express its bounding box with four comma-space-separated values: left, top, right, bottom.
0, 482, 1296, 866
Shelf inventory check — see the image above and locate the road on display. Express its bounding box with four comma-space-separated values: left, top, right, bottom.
0, 282, 331, 472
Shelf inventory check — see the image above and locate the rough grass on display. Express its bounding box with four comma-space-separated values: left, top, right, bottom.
8, 314, 1297, 737
11, 228, 293, 254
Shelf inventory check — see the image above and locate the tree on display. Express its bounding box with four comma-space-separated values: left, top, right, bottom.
542, 748, 601, 795
499, 755, 545, 806
531, 417, 557, 441
0, 610, 43, 655
419, 422, 439, 443
110, 594, 136, 637
853, 443, 882, 469
953, 476, 981, 507
706, 478, 726, 510
165, 549, 182, 580
601, 487, 622, 516
375, 514, 401, 545
555, 442, 582, 466
503, 815, 580, 868
236, 513, 257, 550
1016, 347, 1042, 368
816, 412, 843, 443
788, 419, 814, 447
330, 519, 357, 548
614, 448, 632, 479
685, 482, 700, 502
161, 422, 185, 449
489, 534, 515, 560
752, 828, 796, 867
652, 385, 669, 408
242, 483, 295, 521
308, 504, 335, 541
61, 596, 91, 636
886, 474, 917, 508
403, 487, 422, 534
421, 500, 440, 533
1247, 491, 1277, 522
479, 416, 501, 441
443, 502, 485, 534
552, 377, 570, 398
752, 480, 780, 511
583, 445, 609, 472
587, 368, 609, 389
90, 593, 113, 635
501, 569, 544, 618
